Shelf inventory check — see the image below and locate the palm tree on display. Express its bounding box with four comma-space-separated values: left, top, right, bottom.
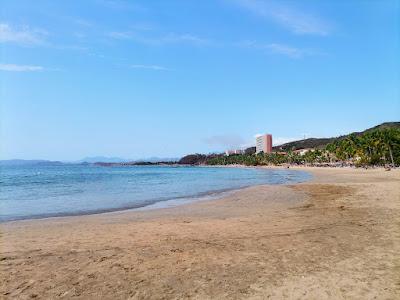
380, 128, 400, 166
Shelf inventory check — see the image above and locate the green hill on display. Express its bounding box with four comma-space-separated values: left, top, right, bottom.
274, 122, 400, 151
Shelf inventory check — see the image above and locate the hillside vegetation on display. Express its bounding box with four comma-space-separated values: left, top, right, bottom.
274, 122, 400, 151
179, 122, 400, 167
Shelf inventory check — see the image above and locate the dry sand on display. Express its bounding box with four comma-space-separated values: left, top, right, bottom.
1, 167, 399, 299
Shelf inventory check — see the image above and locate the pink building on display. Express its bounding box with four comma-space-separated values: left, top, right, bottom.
256, 134, 273, 154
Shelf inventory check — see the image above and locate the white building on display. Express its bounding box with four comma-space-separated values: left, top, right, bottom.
294, 148, 313, 156
225, 149, 245, 156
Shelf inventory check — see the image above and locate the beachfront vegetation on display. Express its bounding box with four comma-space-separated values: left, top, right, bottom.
275, 121, 400, 151
325, 128, 400, 166
180, 127, 400, 167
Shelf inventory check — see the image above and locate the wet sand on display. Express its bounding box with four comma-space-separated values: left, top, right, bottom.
1, 167, 399, 299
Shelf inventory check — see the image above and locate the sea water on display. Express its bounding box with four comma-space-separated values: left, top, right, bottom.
0, 164, 311, 221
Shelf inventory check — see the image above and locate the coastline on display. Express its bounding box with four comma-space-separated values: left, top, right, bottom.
0, 165, 392, 225
1, 167, 399, 298
0, 166, 311, 223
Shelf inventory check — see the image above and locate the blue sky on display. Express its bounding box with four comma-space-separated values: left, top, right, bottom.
1, 0, 399, 160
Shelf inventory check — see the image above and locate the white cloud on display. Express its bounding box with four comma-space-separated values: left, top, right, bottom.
0, 64, 44, 72
242, 41, 319, 58
252, 134, 299, 146
106, 31, 213, 46
204, 134, 246, 149
273, 137, 299, 146
130, 64, 169, 71
0, 23, 47, 46
265, 43, 306, 58
73, 19, 94, 27
107, 31, 133, 40
233, 0, 331, 36
204, 134, 301, 149
161, 33, 211, 46
98, 0, 144, 11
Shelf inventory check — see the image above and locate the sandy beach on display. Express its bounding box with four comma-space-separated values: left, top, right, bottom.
1, 167, 399, 299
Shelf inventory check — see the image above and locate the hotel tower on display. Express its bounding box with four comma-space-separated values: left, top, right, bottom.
256, 134, 273, 154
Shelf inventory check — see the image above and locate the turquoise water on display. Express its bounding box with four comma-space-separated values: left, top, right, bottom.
0, 165, 311, 221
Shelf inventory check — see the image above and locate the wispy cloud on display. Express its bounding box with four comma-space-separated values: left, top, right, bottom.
273, 137, 298, 146
232, 0, 331, 36
106, 31, 213, 46
242, 41, 320, 58
265, 43, 309, 58
73, 18, 94, 28
227, 134, 299, 148
0, 23, 47, 46
161, 33, 211, 46
204, 134, 246, 149
0, 64, 44, 72
252, 134, 298, 146
130, 64, 169, 71
107, 31, 133, 40
0, 22, 89, 52
97, 0, 145, 12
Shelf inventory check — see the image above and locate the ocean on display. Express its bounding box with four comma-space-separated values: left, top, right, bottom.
0, 164, 311, 221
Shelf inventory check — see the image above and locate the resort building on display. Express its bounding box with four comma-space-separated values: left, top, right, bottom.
294, 148, 313, 156
225, 149, 245, 156
256, 134, 273, 154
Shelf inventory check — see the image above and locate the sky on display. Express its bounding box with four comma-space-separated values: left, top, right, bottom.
0, 0, 399, 161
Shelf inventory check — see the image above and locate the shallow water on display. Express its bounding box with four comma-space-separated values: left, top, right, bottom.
0, 164, 311, 221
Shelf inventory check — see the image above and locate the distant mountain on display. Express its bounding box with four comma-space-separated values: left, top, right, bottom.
361, 122, 400, 133
0, 159, 64, 166
1, 157, 180, 166
178, 154, 209, 165
78, 156, 131, 163
274, 122, 400, 151
136, 157, 179, 163
78, 156, 179, 164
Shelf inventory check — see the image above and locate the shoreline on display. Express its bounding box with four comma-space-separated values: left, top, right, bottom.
4, 164, 394, 224
1, 167, 399, 298
1, 166, 312, 224
0, 186, 242, 224
1, 165, 395, 224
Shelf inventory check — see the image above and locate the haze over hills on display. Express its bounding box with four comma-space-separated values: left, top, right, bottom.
0, 159, 65, 166
274, 122, 400, 151
1, 122, 398, 166
78, 157, 131, 164
0, 157, 180, 165
78, 157, 179, 163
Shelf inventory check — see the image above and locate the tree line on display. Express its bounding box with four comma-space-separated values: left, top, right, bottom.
180, 128, 400, 167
